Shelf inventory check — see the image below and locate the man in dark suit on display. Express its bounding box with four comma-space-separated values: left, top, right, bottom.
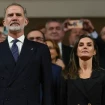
0, 3, 53, 105
45, 19, 72, 67
27, 29, 62, 105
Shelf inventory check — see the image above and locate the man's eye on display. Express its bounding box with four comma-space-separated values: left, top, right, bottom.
8, 14, 13, 17
56, 27, 61, 30
49, 27, 54, 31
16, 13, 22, 16
29, 37, 34, 40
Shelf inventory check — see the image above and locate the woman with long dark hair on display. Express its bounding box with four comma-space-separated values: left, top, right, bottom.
58, 35, 105, 105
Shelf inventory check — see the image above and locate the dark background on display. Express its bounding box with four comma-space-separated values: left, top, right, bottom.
1, 17, 105, 45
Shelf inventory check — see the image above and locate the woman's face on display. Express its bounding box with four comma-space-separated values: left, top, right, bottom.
77, 37, 96, 60
46, 41, 58, 61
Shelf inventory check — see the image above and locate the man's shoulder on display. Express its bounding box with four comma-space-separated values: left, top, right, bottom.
62, 44, 72, 50
26, 39, 47, 48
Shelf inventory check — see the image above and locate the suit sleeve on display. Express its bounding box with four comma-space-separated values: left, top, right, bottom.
40, 45, 53, 105
54, 67, 62, 105
102, 72, 105, 105
57, 75, 67, 105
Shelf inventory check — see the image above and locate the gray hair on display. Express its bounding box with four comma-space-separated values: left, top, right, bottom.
4, 3, 27, 18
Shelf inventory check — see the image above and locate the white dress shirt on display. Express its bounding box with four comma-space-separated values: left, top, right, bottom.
89, 31, 98, 39
8, 35, 25, 54
58, 42, 62, 57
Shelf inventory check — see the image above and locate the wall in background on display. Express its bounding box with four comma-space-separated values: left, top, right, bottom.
0, 0, 105, 17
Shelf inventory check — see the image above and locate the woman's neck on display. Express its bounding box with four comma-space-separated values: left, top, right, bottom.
52, 59, 56, 64
79, 58, 92, 73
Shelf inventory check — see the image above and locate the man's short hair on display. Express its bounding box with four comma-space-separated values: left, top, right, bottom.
27, 29, 46, 42
4, 3, 27, 18
45, 19, 63, 29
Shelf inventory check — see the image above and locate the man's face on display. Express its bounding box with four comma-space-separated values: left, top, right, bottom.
45, 22, 64, 42
69, 28, 83, 46
27, 31, 45, 44
3, 5, 28, 33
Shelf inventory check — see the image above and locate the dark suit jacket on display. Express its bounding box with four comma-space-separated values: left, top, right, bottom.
95, 37, 105, 69
40, 63, 62, 105
0, 38, 53, 105
62, 44, 72, 67
58, 68, 105, 105
52, 63, 62, 105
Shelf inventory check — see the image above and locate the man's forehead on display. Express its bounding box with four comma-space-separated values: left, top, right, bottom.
29, 31, 42, 36
6, 5, 24, 13
48, 22, 61, 27
102, 27, 105, 32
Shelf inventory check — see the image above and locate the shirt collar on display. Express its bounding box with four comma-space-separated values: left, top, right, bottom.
58, 42, 62, 47
8, 35, 25, 43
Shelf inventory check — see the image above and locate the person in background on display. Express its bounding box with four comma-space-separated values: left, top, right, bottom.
0, 31, 6, 42
96, 26, 105, 69
1, 3, 53, 105
45, 19, 72, 67
27, 29, 46, 44
0, 22, 4, 33
45, 39, 65, 70
58, 35, 105, 105
0, 22, 7, 42
63, 19, 98, 47
45, 39, 62, 105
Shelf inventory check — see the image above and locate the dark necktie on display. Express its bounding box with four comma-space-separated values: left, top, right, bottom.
11, 39, 19, 62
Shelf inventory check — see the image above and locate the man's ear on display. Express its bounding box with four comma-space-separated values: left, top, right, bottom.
24, 18, 29, 26
2, 20, 6, 27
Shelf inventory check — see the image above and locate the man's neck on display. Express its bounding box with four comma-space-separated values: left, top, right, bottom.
8, 31, 24, 39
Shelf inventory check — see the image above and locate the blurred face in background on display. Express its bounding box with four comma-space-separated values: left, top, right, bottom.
0, 32, 6, 42
45, 22, 64, 42
27, 30, 45, 44
69, 28, 84, 46
100, 27, 105, 42
46, 40, 58, 62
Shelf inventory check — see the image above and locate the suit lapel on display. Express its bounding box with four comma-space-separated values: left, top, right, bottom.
84, 70, 100, 92
0, 39, 16, 73
73, 78, 89, 98
7, 38, 37, 86
73, 70, 100, 98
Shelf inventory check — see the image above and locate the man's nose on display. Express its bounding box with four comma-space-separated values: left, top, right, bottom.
52, 28, 57, 33
12, 14, 18, 20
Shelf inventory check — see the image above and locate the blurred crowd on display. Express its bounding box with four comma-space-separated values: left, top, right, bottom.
0, 18, 105, 69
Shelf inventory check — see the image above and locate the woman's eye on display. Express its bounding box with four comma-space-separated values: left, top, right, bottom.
87, 44, 92, 46
78, 44, 83, 46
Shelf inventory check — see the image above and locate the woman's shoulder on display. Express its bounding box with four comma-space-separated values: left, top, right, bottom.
97, 67, 105, 72
52, 63, 62, 70
95, 67, 105, 76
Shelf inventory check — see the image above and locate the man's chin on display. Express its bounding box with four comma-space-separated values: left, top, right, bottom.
8, 27, 23, 32
52, 38, 60, 41
10, 29, 21, 32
